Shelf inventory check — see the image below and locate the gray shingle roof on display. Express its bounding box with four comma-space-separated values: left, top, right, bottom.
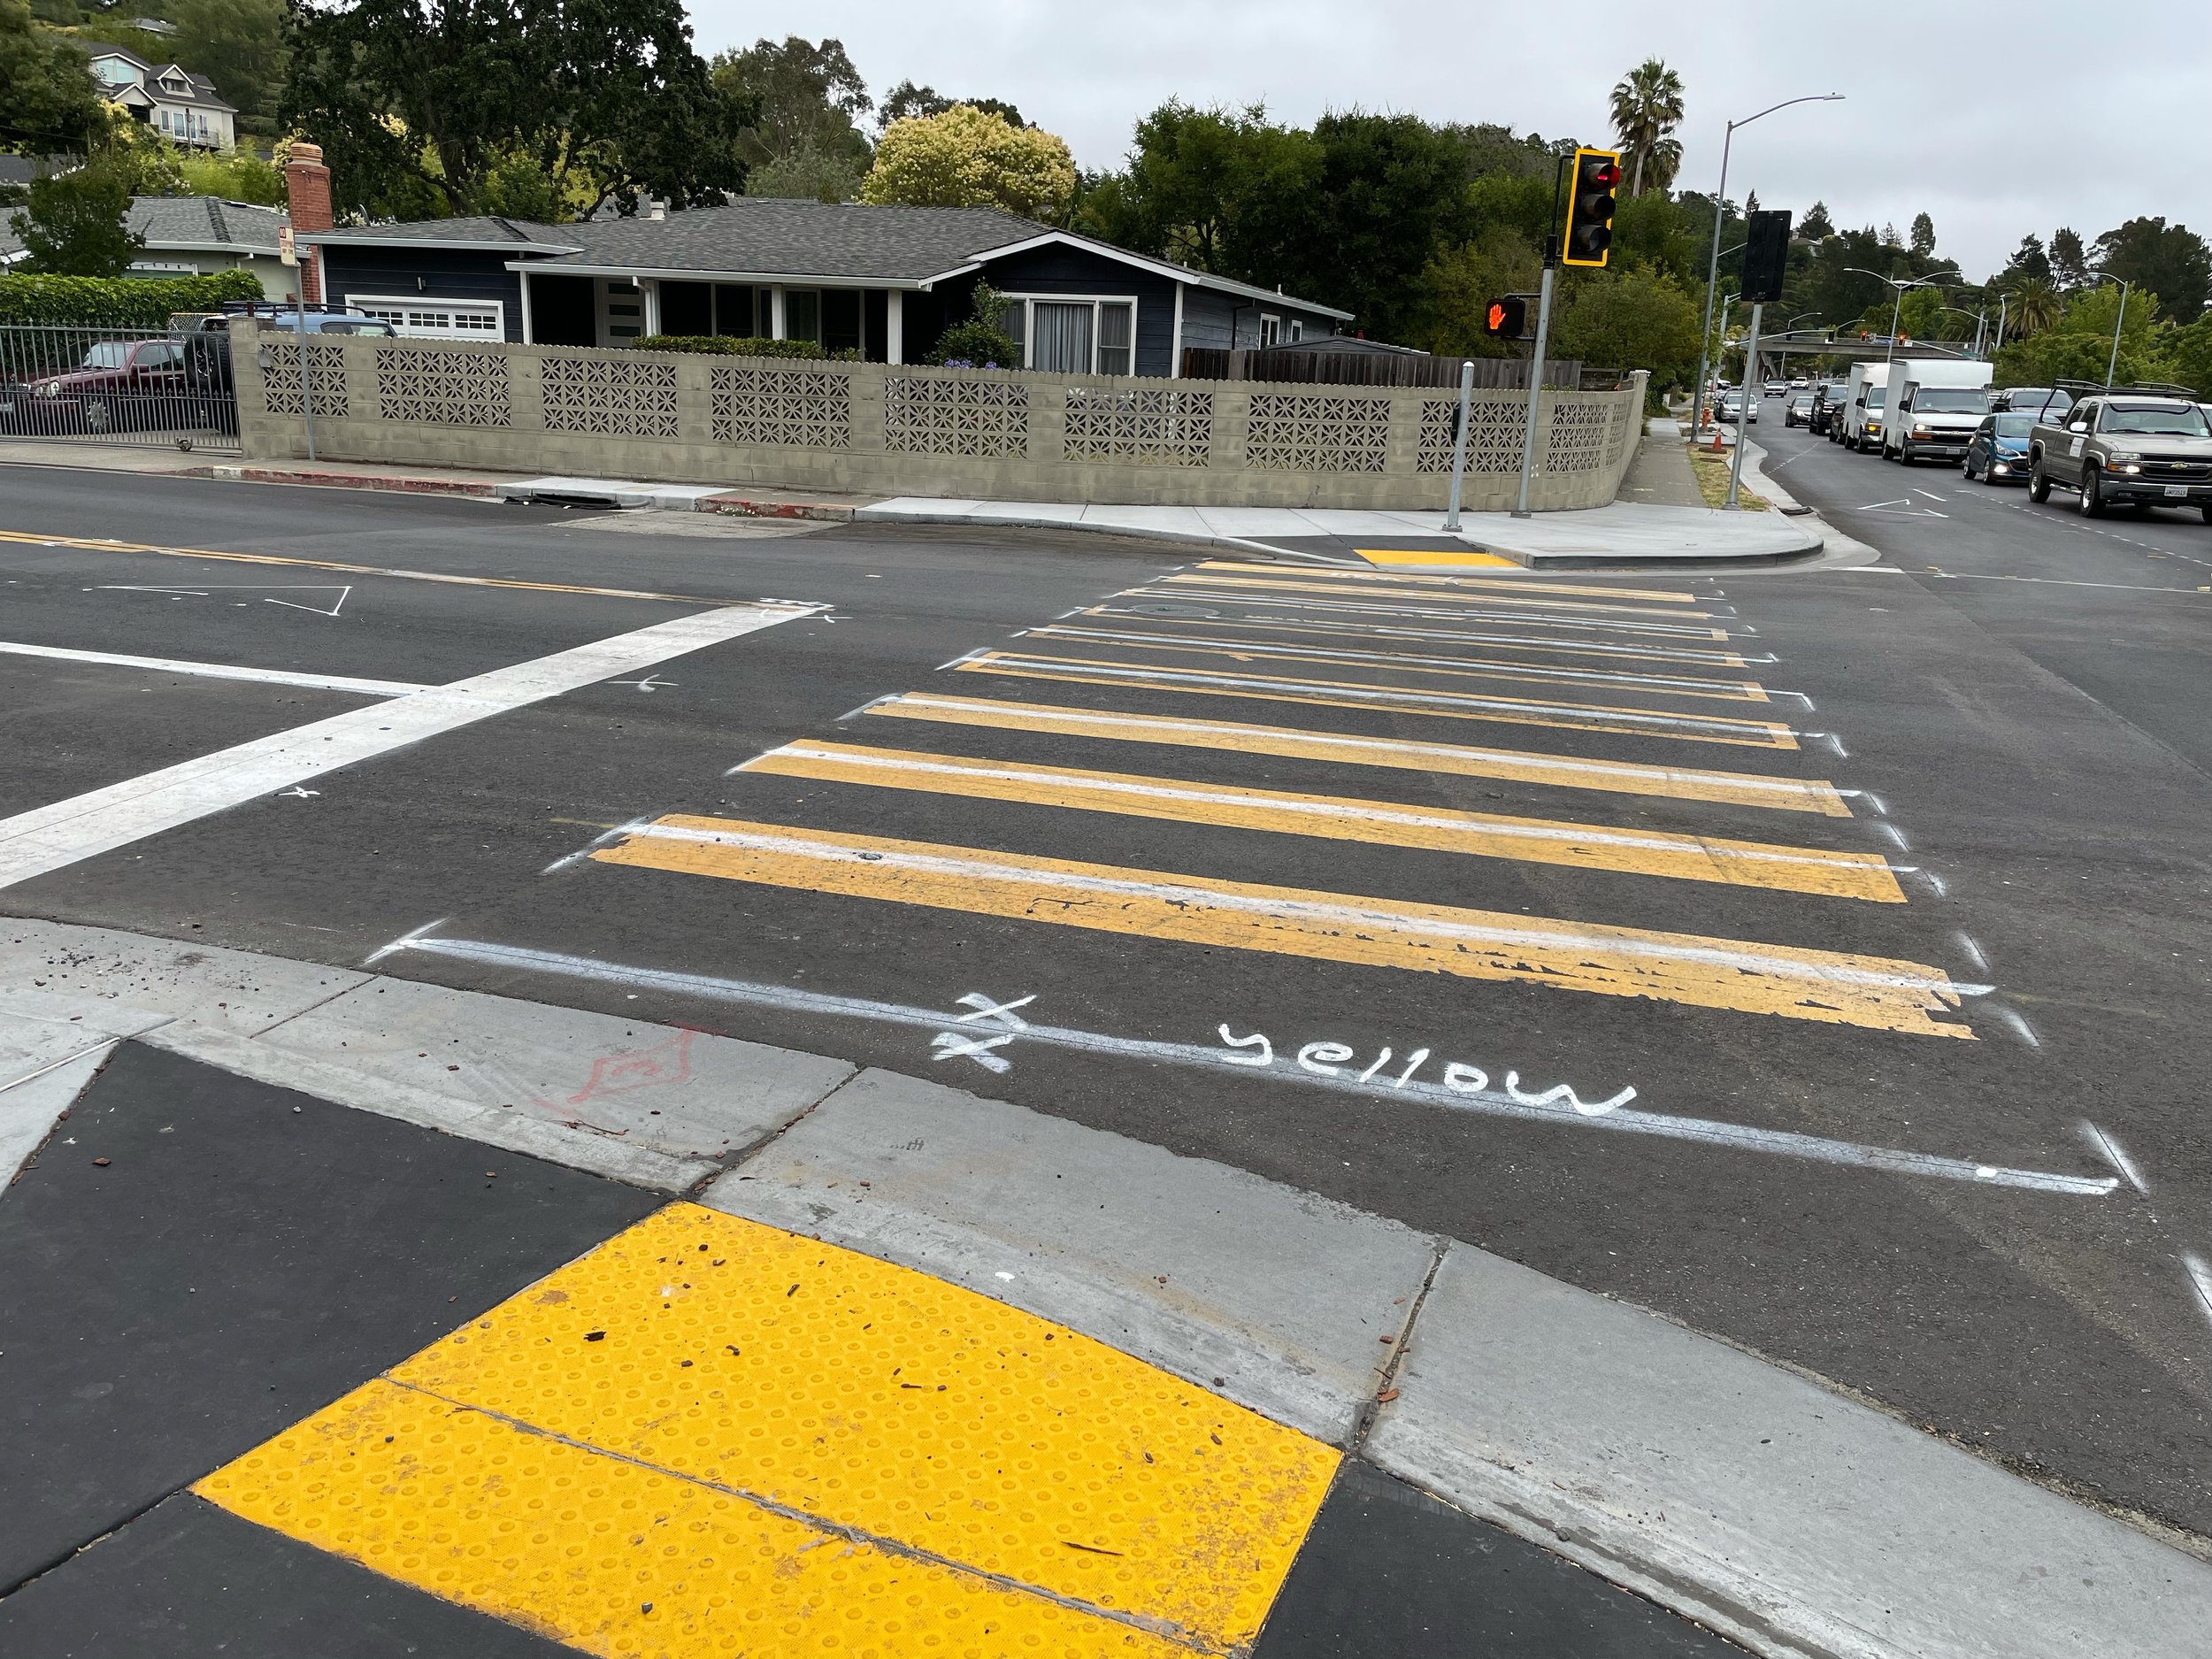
0, 196, 286, 259
304, 198, 1354, 320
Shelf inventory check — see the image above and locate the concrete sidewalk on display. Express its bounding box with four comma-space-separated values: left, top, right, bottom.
2, 440, 1823, 569
5, 918, 2208, 1659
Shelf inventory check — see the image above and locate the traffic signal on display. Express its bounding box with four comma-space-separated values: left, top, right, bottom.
1562, 148, 1621, 267
1483, 296, 1527, 338
1740, 209, 1793, 303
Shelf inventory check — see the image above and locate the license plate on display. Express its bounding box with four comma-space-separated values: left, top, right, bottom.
2165, 484, 2189, 497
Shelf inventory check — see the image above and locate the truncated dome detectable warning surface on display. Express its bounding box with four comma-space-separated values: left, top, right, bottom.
196, 1203, 1340, 1658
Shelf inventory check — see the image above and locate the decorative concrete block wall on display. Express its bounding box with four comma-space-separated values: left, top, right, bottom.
233, 324, 1646, 512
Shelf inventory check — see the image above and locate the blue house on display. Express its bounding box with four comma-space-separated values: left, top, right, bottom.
297, 198, 1352, 377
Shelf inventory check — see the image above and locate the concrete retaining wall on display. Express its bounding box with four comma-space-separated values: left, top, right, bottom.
231, 322, 1647, 512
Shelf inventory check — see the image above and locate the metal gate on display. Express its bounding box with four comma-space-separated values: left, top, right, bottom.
0, 323, 241, 453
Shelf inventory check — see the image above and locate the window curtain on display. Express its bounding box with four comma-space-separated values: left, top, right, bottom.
1097, 303, 1133, 375
1032, 302, 1094, 373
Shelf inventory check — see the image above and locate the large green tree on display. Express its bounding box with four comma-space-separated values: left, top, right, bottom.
167, 0, 288, 124
282, 0, 756, 221
0, 0, 104, 155
2092, 216, 2210, 322
8, 161, 142, 273
711, 35, 872, 202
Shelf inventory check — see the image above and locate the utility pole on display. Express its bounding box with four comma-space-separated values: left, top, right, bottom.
1512, 155, 1568, 520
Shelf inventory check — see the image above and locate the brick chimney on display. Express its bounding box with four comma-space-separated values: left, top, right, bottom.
284, 142, 334, 306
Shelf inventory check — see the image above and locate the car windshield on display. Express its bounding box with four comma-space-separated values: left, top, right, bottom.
2105, 403, 2211, 436
1864, 387, 1887, 409
1915, 388, 1989, 413
77, 342, 133, 368
1993, 414, 2037, 439
2006, 389, 2064, 415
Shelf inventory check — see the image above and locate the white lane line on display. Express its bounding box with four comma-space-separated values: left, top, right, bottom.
1920, 568, 2212, 597
2184, 1254, 2212, 1333
99, 583, 355, 617
375, 933, 2111, 1197
0, 640, 426, 697
0, 602, 820, 890
2080, 1120, 2149, 1195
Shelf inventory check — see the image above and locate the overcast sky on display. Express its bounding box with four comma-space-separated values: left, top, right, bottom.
690, 0, 2208, 281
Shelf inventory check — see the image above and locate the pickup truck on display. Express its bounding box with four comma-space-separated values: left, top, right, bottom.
2029, 392, 2212, 520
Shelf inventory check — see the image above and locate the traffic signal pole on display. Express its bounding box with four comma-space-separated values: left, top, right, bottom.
1510, 258, 1556, 520
1725, 300, 1762, 509
1442, 357, 1474, 531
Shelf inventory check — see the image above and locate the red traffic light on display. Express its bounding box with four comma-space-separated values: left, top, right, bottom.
1586, 159, 1619, 188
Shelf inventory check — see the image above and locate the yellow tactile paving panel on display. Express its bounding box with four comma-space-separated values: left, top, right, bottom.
199, 1378, 1183, 1659
197, 1205, 1339, 1656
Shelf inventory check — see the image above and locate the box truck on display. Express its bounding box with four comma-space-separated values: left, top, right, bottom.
1885, 360, 1994, 465
1841, 364, 1891, 452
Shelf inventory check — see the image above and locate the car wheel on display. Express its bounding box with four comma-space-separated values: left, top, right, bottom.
2078, 465, 2105, 517
1964, 456, 1979, 481
82, 398, 111, 434
2029, 467, 2052, 502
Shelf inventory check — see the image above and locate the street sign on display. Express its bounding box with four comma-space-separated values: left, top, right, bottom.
279, 227, 297, 266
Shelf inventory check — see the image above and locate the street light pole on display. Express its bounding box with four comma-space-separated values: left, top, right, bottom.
2106, 280, 2131, 388
1690, 93, 1843, 438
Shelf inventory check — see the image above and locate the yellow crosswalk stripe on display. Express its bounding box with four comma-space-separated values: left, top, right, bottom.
740, 741, 1901, 901
1122, 585, 1739, 641
955, 652, 1801, 748
1155, 572, 1716, 621
1026, 625, 1773, 703
1196, 560, 1701, 604
1084, 605, 1762, 668
863, 695, 1851, 815
1355, 549, 1521, 570
591, 819, 1974, 1036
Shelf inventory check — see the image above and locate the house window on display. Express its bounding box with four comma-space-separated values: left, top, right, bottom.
1288, 319, 1303, 343
784, 289, 821, 343
994, 294, 1141, 375
354, 296, 504, 339
1259, 313, 1283, 347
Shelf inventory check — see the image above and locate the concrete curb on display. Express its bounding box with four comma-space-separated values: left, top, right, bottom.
4, 917, 2208, 1657
849, 502, 1309, 561
1738, 439, 1814, 515
206, 463, 500, 499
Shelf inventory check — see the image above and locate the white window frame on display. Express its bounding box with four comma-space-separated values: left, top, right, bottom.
994, 292, 1141, 376
1259, 311, 1283, 348
350, 294, 506, 340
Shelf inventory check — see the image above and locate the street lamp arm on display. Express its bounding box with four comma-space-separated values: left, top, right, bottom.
1731, 92, 1847, 132
1690, 92, 1845, 439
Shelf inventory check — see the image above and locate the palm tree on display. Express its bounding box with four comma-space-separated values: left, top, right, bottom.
2006, 279, 2062, 336
1610, 58, 1686, 197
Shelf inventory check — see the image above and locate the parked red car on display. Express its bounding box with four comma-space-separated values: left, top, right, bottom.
2, 338, 191, 434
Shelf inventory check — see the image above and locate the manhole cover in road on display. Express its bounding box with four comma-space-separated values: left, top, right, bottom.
1128, 603, 1223, 618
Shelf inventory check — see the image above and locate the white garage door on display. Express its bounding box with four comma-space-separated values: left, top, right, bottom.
353, 296, 505, 340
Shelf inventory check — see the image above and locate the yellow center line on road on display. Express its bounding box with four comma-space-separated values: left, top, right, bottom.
0, 528, 733, 606
863, 694, 1852, 815
955, 653, 1801, 749
1082, 606, 1762, 668
202, 1204, 1333, 1656
740, 741, 1901, 901
1118, 586, 1740, 641
591, 819, 1975, 1035
1155, 572, 1718, 620
1025, 625, 1773, 703
1195, 560, 1703, 604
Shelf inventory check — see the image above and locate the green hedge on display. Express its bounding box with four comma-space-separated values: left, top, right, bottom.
634, 334, 860, 361
0, 272, 265, 327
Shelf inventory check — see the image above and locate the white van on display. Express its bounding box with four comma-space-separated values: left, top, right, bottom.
1841, 364, 1892, 452
1886, 360, 1994, 465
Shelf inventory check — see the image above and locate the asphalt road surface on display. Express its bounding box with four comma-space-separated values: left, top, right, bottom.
3, 457, 2208, 1549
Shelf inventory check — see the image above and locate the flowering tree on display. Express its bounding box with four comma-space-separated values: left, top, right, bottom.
861, 104, 1074, 221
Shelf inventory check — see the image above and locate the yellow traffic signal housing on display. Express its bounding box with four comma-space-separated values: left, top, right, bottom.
1562, 148, 1622, 267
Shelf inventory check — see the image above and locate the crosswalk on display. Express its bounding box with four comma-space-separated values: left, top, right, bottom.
587, 558, 1981, 1041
